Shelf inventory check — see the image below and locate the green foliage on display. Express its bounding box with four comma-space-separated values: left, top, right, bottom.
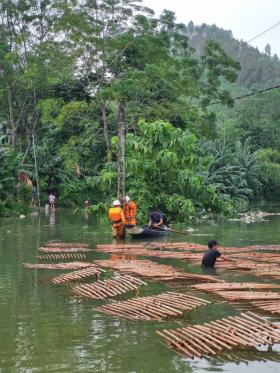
0, 1, 278, 220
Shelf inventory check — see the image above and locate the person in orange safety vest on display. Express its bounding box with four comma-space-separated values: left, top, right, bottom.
108, 200, 126, 238
123, 195, 137, 227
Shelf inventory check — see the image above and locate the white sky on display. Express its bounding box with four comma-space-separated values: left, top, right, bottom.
142, 0, 280, 56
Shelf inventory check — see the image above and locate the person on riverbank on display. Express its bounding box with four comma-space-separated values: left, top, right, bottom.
49, 193, 56, 211
201, 240, 222, 268
123, 196, 137, 227
108, 200, 126, 238
149, 207, 164, 227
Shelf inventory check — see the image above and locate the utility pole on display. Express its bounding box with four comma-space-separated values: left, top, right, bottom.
32, 133, 40, 207
117, 99, 125, 200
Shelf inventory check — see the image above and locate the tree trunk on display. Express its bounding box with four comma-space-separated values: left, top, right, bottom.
117, 100, 126, 200
101, 105, 112, 162
7, 83, 16, 147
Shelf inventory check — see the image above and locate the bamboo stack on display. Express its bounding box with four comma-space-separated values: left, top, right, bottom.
96, 244, 145, 250
22, 262, 95, 270
96, 292, 210, 320
157, 312, 280, 359
250, 300, 280, 315
72, 275, 147, 299
39, 247, 93, 253
213, 291, 280, 301
229, 252, 280, 263
45, 242, 89, 248
145, 242, 207, 251
36, 253, 87, 260
254, 268, 280, 279
50, 266, 106, 284
95, 246, 151, 256
191, 282, 280, 293
96, 259, 222, 282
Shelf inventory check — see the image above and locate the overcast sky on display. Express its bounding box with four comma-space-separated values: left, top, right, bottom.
142, 0, 280, 57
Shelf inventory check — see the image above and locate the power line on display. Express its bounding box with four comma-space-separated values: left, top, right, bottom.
247, 21, 280, 43
187, 84, 280, 110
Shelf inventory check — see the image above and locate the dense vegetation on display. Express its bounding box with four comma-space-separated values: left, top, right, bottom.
0, 0, 279, 221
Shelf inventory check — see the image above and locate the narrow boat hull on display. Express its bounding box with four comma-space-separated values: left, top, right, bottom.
127, 226, 170, 238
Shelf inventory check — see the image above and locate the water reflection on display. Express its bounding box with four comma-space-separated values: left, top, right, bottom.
49, 211, 56, 227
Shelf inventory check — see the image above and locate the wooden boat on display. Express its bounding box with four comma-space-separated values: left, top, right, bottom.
127, 225, 170, 238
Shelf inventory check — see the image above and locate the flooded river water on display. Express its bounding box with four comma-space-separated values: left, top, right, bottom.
1, 205, 280, 373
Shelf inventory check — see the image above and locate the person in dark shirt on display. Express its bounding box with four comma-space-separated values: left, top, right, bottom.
202, 240, 222, 268
149, 207, 164, 227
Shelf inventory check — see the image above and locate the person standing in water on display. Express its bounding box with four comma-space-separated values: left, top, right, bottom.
49, 193, 56, 211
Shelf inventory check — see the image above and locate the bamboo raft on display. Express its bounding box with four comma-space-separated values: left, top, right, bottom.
96, 292, 210, 320
96, 259, 222, 282
72, 275, 147, 299
254, 268, 280, 279
39, 247, 93, 253
157, 312, 280, 359
229, 252, 280, 263
45, 242, 89, 248
250, 300, 280, 315
191, 282, 280, 293
22, 262, 95, 270
145, 242, 207, 251
96, 244, 145, 250
50, 266, 106, 284
36, 253, 87, 260
213, 291, 280, 301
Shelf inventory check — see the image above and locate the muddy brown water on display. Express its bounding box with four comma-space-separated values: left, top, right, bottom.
1, 205, 280, 372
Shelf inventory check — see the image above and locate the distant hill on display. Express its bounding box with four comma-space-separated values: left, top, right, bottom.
186, 22, 280, 88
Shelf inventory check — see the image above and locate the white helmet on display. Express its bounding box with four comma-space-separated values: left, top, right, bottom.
113, 200, 121, 206
125, 196, 130, 202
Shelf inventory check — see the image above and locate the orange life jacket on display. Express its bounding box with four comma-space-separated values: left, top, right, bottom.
124, 201, 137, 225
108, 207, 126, 225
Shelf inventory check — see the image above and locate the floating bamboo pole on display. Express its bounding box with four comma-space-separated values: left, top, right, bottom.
39, 247, 93, 253
157, 312, 280, 359
50, 266, 105, 284
36, 253, 87, 260
96, 292, 210, 320
191, 282, 280, 293
72, 275, 147, 300
213, 290, 280, 301
22, 262, 95, 270
250, 300, 280, 315
45, 242, 89, 248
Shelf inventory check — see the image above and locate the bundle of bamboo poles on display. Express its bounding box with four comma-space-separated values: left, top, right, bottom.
157, 312, 280, 359
191, 282, 280, 293
95, 246, 202, 260
72, 275, 147, 299
145, 242, 207, 251
50, 266, 106, 284
213, 291, 280, 301
39, 247, 93, 253
250, 300, 280, 315
96, 292, 210, 320
254, 268, 280, 279
95, 246, 151, 256
45, 242, 89, 248
229, 252, 280, 263
36, 253, 87, 260
96, 259, 222, 282
22, 262, 95, 270
96, 244, 144, 250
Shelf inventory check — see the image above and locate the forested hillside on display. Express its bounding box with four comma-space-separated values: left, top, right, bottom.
0, 1, 279, 221
186, 22, 280, 88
